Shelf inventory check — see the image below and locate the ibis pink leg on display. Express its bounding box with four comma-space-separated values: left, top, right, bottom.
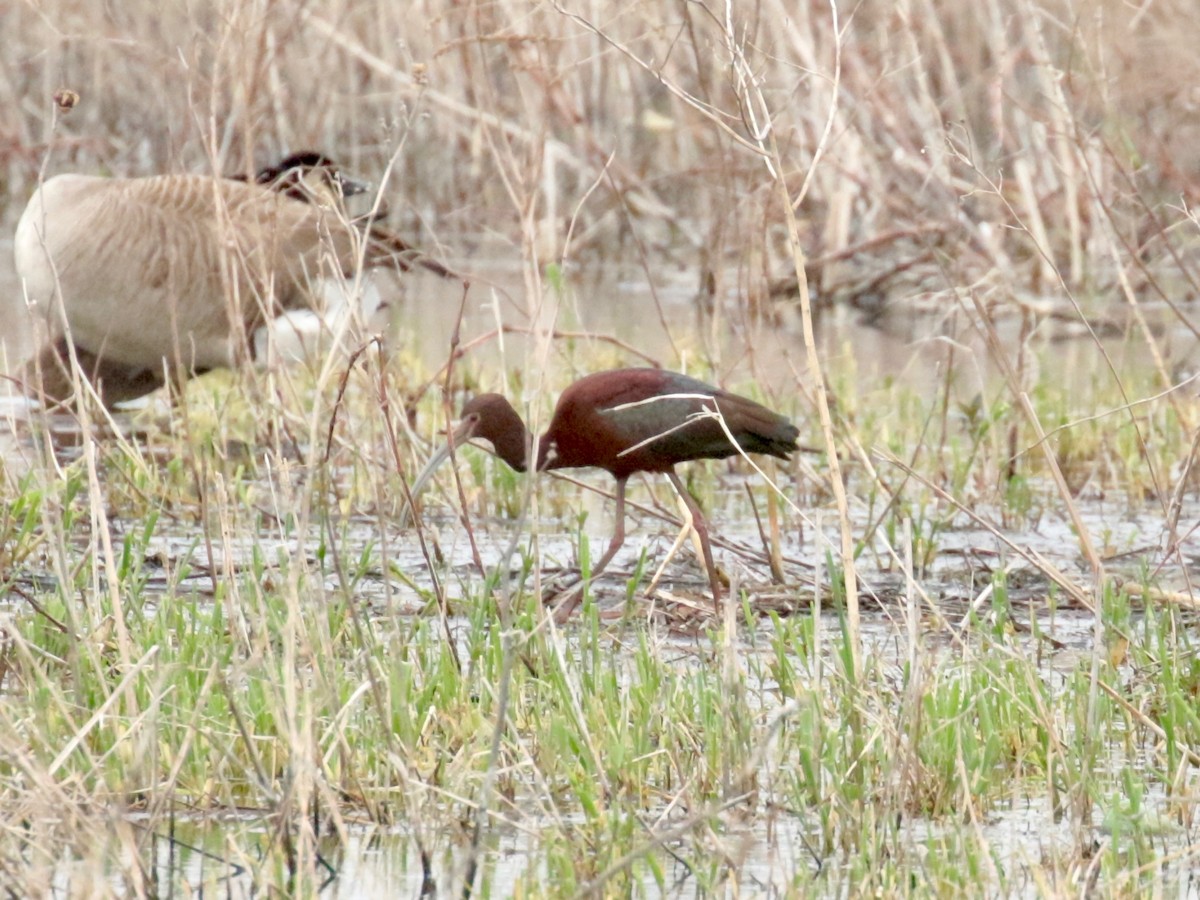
667, 470, 722, 610
588, 476, 628, 581
550, 477, 629, 621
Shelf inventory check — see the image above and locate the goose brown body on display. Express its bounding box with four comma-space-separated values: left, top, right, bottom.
13, 154, 445, 406
16, 173, 357, 374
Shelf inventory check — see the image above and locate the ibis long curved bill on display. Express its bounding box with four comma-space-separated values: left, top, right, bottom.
402, 393, 532, 525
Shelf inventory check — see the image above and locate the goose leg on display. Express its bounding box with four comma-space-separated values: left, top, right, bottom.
21, 337, 165, 409
20, 336, 76, 407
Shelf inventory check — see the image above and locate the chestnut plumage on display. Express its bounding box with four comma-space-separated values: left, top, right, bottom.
409, 368, 799, 609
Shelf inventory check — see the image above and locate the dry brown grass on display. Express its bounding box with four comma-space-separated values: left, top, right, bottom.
4, 2, 1200, 895
3, 0, 1198, 309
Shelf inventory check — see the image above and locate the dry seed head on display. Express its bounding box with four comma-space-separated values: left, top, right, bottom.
53, 89, 79, 113
412, 62, 428, 85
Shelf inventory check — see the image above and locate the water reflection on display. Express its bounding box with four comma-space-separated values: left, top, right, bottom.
37, 606, 1194, 898
4, 206, 1199, 413
7, 201, 1200, 898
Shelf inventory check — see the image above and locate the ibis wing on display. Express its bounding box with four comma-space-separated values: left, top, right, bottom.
600, 390, 798, 469
543, 369, 798, 475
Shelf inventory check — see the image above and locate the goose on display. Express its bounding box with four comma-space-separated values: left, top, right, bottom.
13, 152, 449, 407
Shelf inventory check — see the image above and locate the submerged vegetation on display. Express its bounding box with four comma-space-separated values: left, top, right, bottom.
3, 0, 1200, 895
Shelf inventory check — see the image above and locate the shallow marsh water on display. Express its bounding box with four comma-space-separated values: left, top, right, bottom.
30, 603, 1197, 897
5, 210, 1200, 894
8, 221, 1199, 411
9, 454, 1200, 894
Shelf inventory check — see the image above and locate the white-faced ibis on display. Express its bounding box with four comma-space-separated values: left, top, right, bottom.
409, 367, 799, 608
15, 151, 451, 408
